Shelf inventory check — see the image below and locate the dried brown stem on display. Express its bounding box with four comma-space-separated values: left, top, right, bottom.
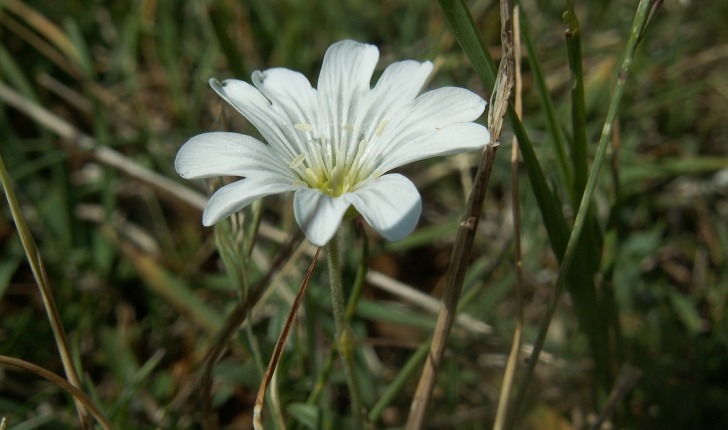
253, 248, 321, 430
493, 5, 523, 430
405, 1, 514, 428
201, 231, 304, 430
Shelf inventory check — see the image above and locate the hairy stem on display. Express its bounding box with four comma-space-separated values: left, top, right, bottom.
327, 232, 364, 430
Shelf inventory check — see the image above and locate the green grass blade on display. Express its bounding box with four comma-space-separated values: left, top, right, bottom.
439, 0, 608, 398
0, 151, 91, 426
509, 0, 656, 425
564, 2, 589, 199
519, 9, 574, 196
437, 0, 570, 255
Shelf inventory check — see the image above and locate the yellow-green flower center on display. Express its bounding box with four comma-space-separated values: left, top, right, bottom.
289, 121, 385, 197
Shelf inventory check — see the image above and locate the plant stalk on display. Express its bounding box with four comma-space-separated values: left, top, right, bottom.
327, 232, 364, 430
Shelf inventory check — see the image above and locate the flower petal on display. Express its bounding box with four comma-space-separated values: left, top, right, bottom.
361, 87, 488, 172
378, 122, 491, 172
369, 59, 433, 112
317, 40, 379, 100
316, 40, 379, 154
293, 188, 351, 246
175, 132, 293, 180
342, 60, 434, 163
209, 78, 307, 161
344, 174, 422, 242
252, 68, 318, 127
203, 173, 297, 226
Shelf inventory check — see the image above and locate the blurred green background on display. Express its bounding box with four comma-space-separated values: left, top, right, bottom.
1, 0, 727, 429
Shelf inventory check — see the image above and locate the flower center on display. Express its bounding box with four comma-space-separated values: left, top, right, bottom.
288, 121, 384, 197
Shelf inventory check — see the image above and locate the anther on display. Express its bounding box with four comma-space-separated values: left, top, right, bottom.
343, 123, 354, 132
294, 123, 313, 132
289, 153, 306, 169
375, 120, 389, 136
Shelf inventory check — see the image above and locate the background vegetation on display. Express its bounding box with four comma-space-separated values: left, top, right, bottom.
0, 0, 727, 429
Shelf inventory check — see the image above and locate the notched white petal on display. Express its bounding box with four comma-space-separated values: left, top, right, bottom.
203, 174, 297, 226
345, 174, 422, 242
175, 132, 290, 179
293, 188, 351, 246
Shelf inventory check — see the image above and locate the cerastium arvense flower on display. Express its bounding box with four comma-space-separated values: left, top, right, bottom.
177, 40, 490, 429
176, 40, 490, 246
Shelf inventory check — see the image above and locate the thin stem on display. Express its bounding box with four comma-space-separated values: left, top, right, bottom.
253, 248, 321, 430
369, 340, 431, 423
327, 232, 364, 430
0, 151, 91, 429
201, 231, 304, 430
306, 224, 369, 409
406, 0, 513, 427
0, 355, 113, 430
493, 5, 523, 429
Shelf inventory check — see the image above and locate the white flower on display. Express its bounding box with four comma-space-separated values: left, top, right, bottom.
176, 40, 490, 246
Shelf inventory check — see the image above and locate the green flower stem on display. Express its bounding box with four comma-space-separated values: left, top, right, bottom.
327, 232, 364, 430
302, 227, 368, 429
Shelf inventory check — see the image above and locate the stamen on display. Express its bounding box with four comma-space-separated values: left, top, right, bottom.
305, 168, 319, 184
289, 153, 306, 169
356, 139, 367, 159
294, 123, 313, 132
375, 120, 389, 136
343, 123, 354, 132
342, 175, 351, 194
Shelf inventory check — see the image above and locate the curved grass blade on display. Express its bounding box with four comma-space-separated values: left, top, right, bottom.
0, 355, 113, 430
0, 152, 92, 428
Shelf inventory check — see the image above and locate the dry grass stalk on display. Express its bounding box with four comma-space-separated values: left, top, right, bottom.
405, 0, 515, 427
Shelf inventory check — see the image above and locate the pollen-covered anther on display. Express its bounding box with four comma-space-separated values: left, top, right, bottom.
343, 123, 354, 132
294, 123, 313, 132
289, 153, 306, 169
375, 120, 388, 136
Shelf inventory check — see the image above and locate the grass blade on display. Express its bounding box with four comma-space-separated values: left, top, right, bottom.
508, 0, 657, 426
0, 152, 92, 428
0, 355, 112, 430
564, 2, 589, 199
519, 9, 574, 196
438, 0, 613, 390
